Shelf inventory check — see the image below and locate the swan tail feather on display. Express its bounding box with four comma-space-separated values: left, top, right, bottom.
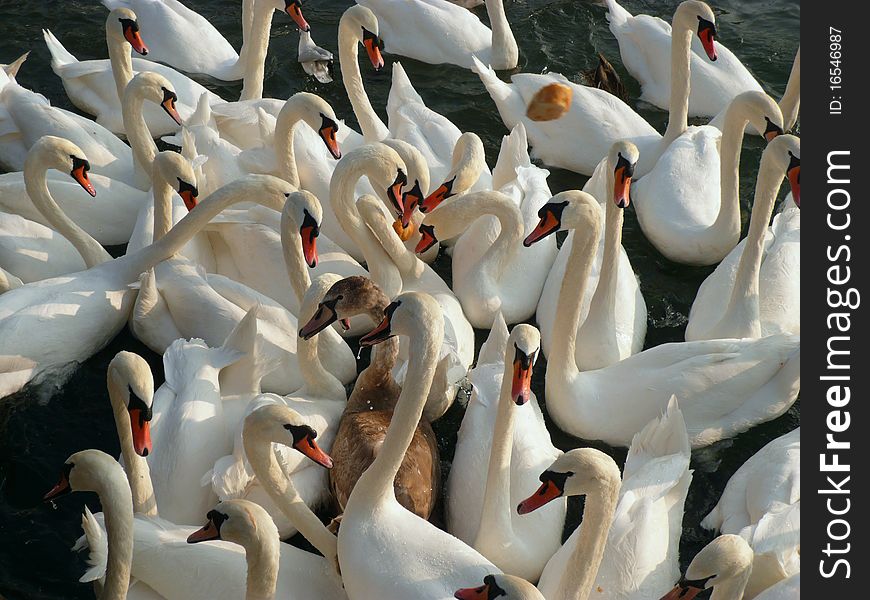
42, 29, 77, 70
477, 312, 510, 365
602, 0, 632, 27
492, 123, 530, 188
624, 396, 691, 477
73, 507, 108, 584
387, 62, 424, 112
218, 306, 281, 393
1, 52, 30, 78
191, 92, 213, 127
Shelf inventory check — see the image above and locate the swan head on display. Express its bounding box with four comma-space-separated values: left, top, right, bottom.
419, 132, 484, 214
243, 403, 334, 468
523, 190, 600, 247
108, 351, 155, 457
658, 535, 753, 600
517, 448, 620, 514
25, 136, 96, 197
608, 141, 639, 209
282, 190, 322, 269
154, 151, 198, 211
188, 499, 280, 553
125, 71, 182, 126
455, 574, 544, 600
359, 291, 443, 348
765, 134, 800, 209
300, 275, 387, 339
107, 8, 148, 55
675, 1, 717, 61
507, 324, 540, 406
43, 450, 126, 502
382, 139, 430, 228
276, 0, 310, 32
282, 92, 342, 159
341, 5, 384, 70
726, 91, 785, 143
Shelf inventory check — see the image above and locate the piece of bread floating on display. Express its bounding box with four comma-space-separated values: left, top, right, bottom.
526, 83, 572, 122
393, 219, 416, 241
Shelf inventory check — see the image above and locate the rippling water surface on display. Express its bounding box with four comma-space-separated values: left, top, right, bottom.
0, 1, 798, 598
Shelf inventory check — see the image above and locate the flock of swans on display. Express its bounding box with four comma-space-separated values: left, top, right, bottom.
0, 0, 799, 598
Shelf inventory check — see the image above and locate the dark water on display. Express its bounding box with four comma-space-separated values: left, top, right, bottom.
0, 1, 798, 598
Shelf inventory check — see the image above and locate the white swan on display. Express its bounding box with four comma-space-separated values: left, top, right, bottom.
0, 137, 106, 284
203, 188, 367, 319
0, 61, 145, 183
48, 438, 344, 599
659, 535, 768, 600
100, 0, 310, 81
600, 0, 763, 117
536, 141, 646, 369
387, 62, 493, 193
42, 8, 215, 137
416, 187, 553, 328
356, 0, 518, 69
522, 400, 692, 600
208, 276, 349, 538
0, 174, 308, 399
414, 125, 555, 328
687, 135, 800, 339
701, 428, 800, 598
632, 91, 785, 266
447, 317, 564, 582
523, 190, 800, 448
129, 160, 357, 395
329, 144, 475, 388
517, 448, 622, 600
187, 498, 344, 600
147, 335, 242, 526
106, 350, 158, 516
0, 163, 147, 247
471, 0, 718, 176
338, 292, 499, 599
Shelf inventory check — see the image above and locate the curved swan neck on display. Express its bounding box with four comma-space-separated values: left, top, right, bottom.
359, 200, 422, 280
588, 200, 622, 324
711, 572, 751, 600
239, 0, 276, 101
243, 429, 338, 561
484, 0, 518, 70
330, 156, 403, 297
712, 100, 752, 238
280, 213, 311, 305
121, 86, 157, 188
355, 313, 443, 504
780, 47, 801, 131
23, 154, 111, 268
443, 192, 524, 278
106, 25, 133, 103
663, 14, 694, 143
241, 528, 280, 600
120, 178, 285, 282
299, 336, 345, 399
237, 0, 257, 73
152, 171, 175, 241
717, 148, 786, 338
274, 109, 303, 188
556, 481, 620, 600
474, 355, 519, 546
338, 20, 389, 141
97, 469, 135, 600
107, 373, 157, 517
549, 219, 601, 378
